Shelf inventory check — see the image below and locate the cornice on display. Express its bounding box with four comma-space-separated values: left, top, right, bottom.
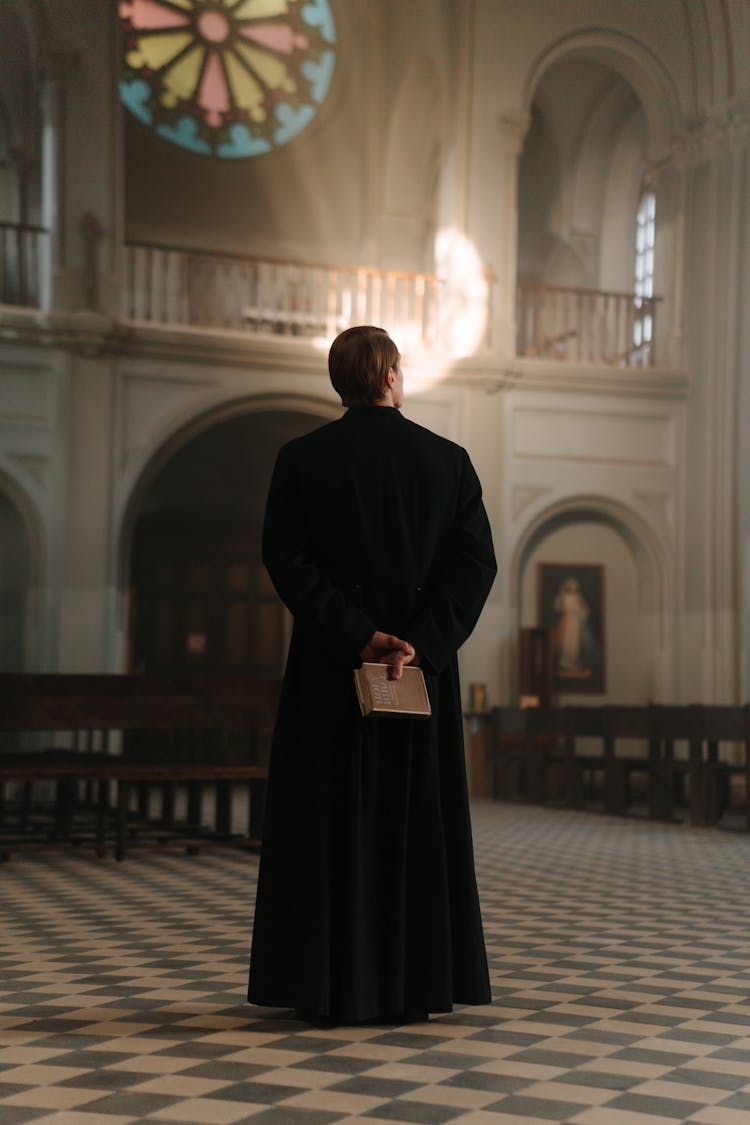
444, 356, 690, 401
0, 310, 690, 398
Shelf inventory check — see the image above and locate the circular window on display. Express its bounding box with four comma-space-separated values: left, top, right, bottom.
120, 0, 336, 158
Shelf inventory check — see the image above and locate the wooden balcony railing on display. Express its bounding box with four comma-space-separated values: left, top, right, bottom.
124, 241, 441, 350
517, 281, 659, 368
0, 222, 47, 309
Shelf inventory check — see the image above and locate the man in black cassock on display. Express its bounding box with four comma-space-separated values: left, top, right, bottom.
248, 325, 497, 1024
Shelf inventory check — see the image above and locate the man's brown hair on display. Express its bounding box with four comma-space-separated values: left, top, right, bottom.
328, 326, 399, 405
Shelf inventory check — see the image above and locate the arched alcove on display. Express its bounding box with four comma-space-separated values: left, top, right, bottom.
512, 498, 670, 703
0, 489, 31, 672
121, 402, 330, 675
522, 31, 683, 162
517, 58, 648, 291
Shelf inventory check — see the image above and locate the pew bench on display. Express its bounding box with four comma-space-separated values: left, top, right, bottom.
486, 704, 750, 829
0, 674, 278, 860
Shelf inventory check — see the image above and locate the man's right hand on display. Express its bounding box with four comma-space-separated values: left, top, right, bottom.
360, 631, 417, 680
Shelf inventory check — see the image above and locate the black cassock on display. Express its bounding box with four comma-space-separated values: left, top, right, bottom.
248, 405, 497, 1021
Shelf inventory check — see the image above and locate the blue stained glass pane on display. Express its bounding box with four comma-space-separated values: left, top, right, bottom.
274, 103, 316, 146
121, 78, 153, 126
302, 49, 336, 104
217, 123, 272, 159
156, 118, 213, 155
302, 0, 336, 43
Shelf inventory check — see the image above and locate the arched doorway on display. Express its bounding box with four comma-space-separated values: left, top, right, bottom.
128, 409, 322, 675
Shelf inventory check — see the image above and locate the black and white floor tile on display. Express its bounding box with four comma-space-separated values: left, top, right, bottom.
2, 801, 750, 1123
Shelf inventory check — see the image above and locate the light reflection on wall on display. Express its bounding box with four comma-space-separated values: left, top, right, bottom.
435, 227, 489, 359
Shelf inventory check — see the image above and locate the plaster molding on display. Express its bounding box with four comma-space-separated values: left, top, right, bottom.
671, 96, 750, 167
512, 485, 551, 521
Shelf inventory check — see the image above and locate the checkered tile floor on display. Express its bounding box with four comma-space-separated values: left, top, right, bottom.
2, 802, 750, 1124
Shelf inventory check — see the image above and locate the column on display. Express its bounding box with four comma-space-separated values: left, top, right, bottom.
678, 100, 750, 702
38, 42, 78, 312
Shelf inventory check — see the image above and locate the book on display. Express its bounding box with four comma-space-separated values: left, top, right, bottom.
354, 662, 432, 719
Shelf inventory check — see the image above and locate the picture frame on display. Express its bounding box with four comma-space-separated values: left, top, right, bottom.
537, 563, 606, 694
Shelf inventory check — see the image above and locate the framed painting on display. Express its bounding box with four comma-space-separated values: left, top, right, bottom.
537, 563, 605, 694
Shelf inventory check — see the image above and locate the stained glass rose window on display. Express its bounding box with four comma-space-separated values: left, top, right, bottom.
120, 0, 336, 158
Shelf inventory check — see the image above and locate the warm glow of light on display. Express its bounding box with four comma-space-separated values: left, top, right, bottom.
435, 226, 489, 358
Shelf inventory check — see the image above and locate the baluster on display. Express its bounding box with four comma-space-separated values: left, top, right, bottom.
163, 251, 175, 324
326, 269, 338, 336
133, 246, 145, 320
30, 228, 40, 306
356, 269, 367, 324
384, 273, 395, 328
152, 247, 164, 323
523, 286, 533, 357
414, 275, 424, 347
626, 298, 634, 366
535, 286, 544, 357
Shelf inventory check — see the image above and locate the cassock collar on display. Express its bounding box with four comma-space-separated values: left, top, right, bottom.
343, 406, 403, 420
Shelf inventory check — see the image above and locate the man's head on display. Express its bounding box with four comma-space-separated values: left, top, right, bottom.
328, 326, 402, 408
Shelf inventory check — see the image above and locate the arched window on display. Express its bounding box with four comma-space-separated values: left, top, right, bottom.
120, 0, 336, 159
633, 185, 655, 352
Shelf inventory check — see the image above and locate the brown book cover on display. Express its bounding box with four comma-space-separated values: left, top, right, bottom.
354, 662, 432, 718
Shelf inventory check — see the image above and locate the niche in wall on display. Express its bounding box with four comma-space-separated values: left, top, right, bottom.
517, 58, 646, 291
520, 516, 654, 704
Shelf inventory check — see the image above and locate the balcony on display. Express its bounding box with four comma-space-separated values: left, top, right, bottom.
516, 280, 659, 368
0, 226, 661, 370
124, 241, 441, 353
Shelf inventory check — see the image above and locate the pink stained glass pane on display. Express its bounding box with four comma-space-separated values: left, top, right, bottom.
199, 50, 231, 127
239, 22, 309, 54
124, 0, 190, 30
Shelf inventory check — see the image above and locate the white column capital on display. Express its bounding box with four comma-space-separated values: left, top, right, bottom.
671, 95, 750, 168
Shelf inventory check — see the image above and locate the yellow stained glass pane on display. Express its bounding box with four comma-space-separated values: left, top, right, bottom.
224, 50, 264, 111
134, 30, 193, 71
165, 43, 205, 98
235, 40, 288, 89
234, 0, 290, 19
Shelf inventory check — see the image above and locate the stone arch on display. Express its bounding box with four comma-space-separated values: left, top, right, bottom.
522, 29, 684, 163
118, 391, 337, 594
511, 494, 672, 700
114, 393, 338, 669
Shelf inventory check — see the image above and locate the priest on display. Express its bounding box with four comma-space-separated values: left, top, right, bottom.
248, 325, 497, 1024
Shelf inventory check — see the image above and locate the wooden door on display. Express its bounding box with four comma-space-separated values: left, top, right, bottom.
132, 536, 286, 676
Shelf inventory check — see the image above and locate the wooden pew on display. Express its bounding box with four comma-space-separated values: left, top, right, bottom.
486, 703, 750, 829
0, 674, 278, 860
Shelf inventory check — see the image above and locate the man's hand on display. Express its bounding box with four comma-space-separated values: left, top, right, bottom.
360, 631, 417, 680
